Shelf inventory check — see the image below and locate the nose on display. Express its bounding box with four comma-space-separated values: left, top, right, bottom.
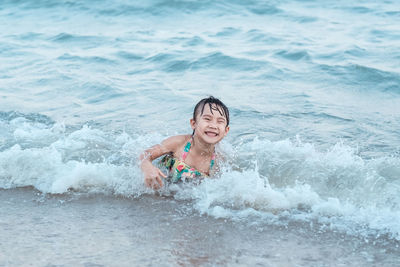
209, 122, 217, 129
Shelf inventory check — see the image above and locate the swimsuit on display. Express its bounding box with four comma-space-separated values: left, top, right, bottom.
161, 140, 215, 183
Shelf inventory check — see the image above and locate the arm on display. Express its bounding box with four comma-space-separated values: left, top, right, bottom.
140, 144, 167, 190
140, 135, 188, 189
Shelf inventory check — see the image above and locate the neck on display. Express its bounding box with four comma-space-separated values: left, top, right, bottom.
191, 135, 214, 156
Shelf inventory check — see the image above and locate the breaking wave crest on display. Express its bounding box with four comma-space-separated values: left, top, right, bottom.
1, 112, 399, 241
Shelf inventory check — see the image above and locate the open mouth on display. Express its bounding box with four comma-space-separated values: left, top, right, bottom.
205, 131, 218, 137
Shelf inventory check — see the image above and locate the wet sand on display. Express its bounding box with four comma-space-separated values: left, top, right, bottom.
0, 188, 398, 267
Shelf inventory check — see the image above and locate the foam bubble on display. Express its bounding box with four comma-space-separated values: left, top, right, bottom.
171, 137, 400, 239
0, 115, 399, 240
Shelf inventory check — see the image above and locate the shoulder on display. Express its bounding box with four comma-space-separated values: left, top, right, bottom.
160, 134, 191, 153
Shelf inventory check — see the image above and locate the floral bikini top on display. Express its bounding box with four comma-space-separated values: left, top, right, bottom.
161, 141, 216, 183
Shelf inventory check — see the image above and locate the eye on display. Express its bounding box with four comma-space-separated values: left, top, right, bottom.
204, 117, 211, 121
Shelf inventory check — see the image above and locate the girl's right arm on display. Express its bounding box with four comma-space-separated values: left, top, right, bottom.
140, 135, 187, 189
140, 144, 167, 190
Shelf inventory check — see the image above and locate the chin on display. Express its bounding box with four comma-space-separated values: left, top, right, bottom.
204, 136, 222, 144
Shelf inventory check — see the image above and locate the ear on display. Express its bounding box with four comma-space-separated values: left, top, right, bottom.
224, 126, 230, 136
190, 118, 196, 130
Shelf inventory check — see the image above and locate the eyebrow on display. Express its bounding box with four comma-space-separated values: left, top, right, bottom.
202, 114, 226, 121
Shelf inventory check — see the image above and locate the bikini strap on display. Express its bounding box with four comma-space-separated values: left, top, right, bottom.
210, 153, 216, 170
182, 140, 216, 170
181, 141, 191, 160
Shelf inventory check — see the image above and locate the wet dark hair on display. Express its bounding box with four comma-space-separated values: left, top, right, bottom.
193, 96, 230, 126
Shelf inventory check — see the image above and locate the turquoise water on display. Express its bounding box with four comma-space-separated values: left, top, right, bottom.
1, 0, 400, 265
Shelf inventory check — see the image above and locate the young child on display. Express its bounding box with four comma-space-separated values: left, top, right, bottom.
140, 96, 230, 189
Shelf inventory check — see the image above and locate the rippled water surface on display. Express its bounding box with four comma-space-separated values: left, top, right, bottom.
1, 0, 400, 266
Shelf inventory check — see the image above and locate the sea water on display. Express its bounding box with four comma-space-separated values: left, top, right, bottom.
0, 0, 399, 266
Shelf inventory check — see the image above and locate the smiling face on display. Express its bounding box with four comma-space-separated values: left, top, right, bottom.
190, 103, 230, 145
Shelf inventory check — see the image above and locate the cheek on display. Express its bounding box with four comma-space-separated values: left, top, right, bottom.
222, 126, 229, 135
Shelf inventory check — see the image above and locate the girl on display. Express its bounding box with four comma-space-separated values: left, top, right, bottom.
140, 96, 230, 189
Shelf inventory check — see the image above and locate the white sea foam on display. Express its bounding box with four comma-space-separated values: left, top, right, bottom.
172, 137, 400, 240
0, 120, 149, 196
1, 0, 400, 264
2, 117, 398, 240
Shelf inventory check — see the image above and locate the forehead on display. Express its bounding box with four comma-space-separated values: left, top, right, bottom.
200, 103, 225, 118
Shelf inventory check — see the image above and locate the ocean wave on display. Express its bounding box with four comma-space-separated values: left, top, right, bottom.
57, 53, 117, 65
177, 137, 400, 240
318, 63, 400, 94
1, 0, 400, 245
143, 51, 267, 73
115, 51, 144, 61
246, 29, 281, 44
213, 27, 241, 37
0, 114, 399, 240
274, 49, 311, 61
50, 33, 109, 45
191, 52, 266, 71
247, 4, 281, 16
0, 111, 54, 125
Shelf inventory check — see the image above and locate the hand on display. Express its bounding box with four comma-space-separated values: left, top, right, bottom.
143, 165, 167, 190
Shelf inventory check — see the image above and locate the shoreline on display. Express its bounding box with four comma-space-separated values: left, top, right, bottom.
1, 188, 398, 266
